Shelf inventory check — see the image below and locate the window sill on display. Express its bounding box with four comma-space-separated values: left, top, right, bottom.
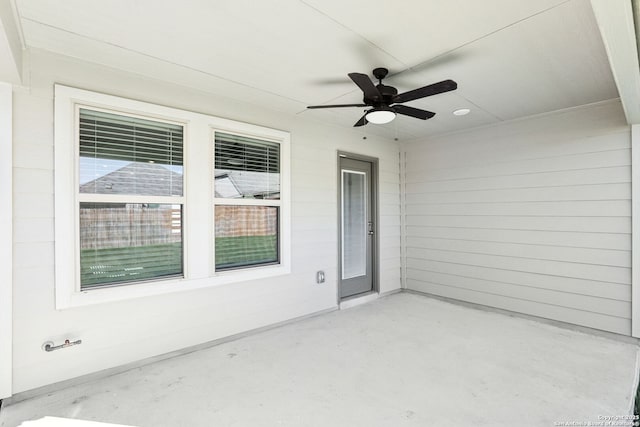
56, 265, 291, 309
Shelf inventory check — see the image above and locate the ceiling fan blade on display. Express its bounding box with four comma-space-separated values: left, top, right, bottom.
393, 79, 457, 103
393, 105, 436, 120
307, 103, 368, 109
348, 73, 382, 101
353, 114, 368, 127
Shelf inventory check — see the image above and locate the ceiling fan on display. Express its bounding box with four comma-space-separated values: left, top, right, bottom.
307, 67, 457, 127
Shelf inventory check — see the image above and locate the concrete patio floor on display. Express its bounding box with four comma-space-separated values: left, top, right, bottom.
1, 292, 638, 427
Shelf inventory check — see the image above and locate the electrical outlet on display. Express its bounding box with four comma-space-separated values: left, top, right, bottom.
316, 271, 325, 284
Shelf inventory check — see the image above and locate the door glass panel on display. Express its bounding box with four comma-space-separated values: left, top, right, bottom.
342, 170, 367, 280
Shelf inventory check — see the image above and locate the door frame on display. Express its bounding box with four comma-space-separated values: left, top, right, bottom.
0, 82, 12, 399
337, 151, 379, 303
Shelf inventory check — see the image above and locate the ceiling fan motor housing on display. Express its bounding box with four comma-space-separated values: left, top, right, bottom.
363, 68, 397, 105
370, 84, 398, 104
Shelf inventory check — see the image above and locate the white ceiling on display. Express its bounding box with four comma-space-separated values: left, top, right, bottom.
13, 0, 620, 140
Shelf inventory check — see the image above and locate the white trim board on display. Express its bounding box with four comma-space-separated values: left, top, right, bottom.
0, 1, 23, 84
632, 124, 640, 338
399, 150, 407, 290
0, 82, 13, 398
590, 0, 640, 125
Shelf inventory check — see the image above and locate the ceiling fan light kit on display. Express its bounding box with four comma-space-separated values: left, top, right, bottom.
365, 107, 396, 124
307, 67, 458, 127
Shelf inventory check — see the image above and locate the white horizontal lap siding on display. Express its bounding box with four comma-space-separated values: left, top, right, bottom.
10, 51, 402, 393
402, 100, 632, 335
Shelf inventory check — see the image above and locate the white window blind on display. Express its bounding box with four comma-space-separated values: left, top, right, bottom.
79, 109, 183, 165
214, 132, 279, 173
79, 109, 183, 196
214, 132, 280, 199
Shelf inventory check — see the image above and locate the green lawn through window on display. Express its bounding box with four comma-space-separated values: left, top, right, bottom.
80, 242, 182, 289
215, 235, 278, 269
80, 236, 278, 288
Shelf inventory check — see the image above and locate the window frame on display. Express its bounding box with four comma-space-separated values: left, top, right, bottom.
213, 130, 283, 271
54, 85, 290, 309
76, 105, 187, 290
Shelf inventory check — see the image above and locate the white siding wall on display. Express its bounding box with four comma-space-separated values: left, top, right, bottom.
402, 100, 631, 335
11, 49, 401, 393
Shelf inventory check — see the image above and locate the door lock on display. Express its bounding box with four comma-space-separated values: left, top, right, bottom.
368, 221, 374, 235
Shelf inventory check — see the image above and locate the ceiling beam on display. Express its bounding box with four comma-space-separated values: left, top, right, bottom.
0, 0, 22, 84
590, 0, 640, 124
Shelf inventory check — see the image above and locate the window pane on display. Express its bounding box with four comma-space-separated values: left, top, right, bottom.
80, 203, 183, 289
214, 132, 280, 200
215, 206, 278, 270
342, 171, 367, 279
79, 109, 183, 196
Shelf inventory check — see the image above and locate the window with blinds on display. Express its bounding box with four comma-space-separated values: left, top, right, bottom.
78, 108, 184, 290
55, 85, 291, 307
214, 132, 280, 200
214, 132, 281, 270
79, 109, 183, 196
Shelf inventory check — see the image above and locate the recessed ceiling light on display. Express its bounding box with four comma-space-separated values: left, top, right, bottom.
453, 108, 471, 116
